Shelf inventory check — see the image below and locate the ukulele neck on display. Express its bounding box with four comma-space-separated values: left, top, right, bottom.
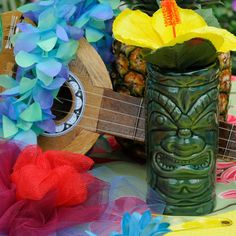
96, 89, 145, 142
81, 88, 236, 161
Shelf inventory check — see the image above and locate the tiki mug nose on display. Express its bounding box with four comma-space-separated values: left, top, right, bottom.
161, 135, 205, 157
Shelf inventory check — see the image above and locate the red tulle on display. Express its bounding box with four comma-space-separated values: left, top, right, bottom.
0, 141, 109, 236
11, 145, 94, 207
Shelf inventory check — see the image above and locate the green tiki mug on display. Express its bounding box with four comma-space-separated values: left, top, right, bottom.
146, 63, 219, 215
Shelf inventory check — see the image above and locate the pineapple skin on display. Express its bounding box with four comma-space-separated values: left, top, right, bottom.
111, 40, 147, 97
218, 52, 232, 121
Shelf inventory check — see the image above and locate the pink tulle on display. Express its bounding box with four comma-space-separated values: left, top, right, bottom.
0, 141, 109, 236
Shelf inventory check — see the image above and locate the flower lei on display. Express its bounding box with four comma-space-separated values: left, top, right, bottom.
0, 0, 119, 145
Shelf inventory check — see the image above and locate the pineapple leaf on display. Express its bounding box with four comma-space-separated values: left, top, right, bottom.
121, 0, 160, 15
177, 0, 223, 9
143, 38, 217, 72
120, 0, 223, 15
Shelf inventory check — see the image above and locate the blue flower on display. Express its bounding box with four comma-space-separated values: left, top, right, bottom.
0, 0, 120, 144
86, 210, 171, 236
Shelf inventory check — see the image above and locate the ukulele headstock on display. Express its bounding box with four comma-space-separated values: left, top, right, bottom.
0, 11, 23, 76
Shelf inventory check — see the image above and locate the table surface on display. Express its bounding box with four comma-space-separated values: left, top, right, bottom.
100, 161, 236, 235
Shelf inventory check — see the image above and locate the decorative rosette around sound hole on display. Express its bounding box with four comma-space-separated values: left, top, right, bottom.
43, 72, 85, 137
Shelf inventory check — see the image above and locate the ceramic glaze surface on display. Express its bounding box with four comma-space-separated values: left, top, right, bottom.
146, 64, 219, 215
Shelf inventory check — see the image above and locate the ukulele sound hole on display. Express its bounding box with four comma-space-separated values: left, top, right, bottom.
42, 72, 85, 137
52, 83, 73, 122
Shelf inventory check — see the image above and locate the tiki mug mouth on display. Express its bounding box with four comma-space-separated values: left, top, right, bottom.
151, 146, 216, 178
150, 147, 216, 208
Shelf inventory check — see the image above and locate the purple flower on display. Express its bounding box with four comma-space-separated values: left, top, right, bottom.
232, 0, 236, 11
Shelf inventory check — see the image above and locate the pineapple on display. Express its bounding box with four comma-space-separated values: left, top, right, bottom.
111, 41, 147, 97
218, 52, 232, 120
111, 0, 231, 160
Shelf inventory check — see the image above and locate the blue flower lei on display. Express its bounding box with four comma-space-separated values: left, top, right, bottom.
0, 0, 119, 145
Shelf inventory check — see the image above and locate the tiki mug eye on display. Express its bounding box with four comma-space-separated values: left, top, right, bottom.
156, 115, 166, 125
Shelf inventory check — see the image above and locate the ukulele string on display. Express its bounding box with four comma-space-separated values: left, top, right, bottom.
60, 85, 236, 130
52, 107, 144, 131
76, 123, 144, 142
51, 107, 236, 152
54, 95, 236, 136
219, 146, 236, 153
53, 105, 236, 141
219, 137, 236, 144
56, 96, 145, 121
61, 84, 146, 109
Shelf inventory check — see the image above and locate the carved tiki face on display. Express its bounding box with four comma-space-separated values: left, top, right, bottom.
146, 64, 219, 215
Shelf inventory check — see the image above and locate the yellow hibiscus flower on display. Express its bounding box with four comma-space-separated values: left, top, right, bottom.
113, 7, 236, 53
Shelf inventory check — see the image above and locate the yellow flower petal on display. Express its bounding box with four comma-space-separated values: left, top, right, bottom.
165, 27, 224, 51
113, 9, 163, 49
152, 7, 207, 44
165, 26, 236, 53
212, 27, 236, 52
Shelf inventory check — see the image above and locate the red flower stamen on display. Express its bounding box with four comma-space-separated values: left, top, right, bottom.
161, 0, 181, 38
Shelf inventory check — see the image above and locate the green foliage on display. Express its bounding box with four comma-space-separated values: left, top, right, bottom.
143, 39, 217, 73
212, 1, 236, 36
195, 8, 220, 27
177, 0, 223, 9
120, 0, 159, 15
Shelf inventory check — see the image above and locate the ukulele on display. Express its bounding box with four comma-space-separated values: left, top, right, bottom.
0, 12, 235, 161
